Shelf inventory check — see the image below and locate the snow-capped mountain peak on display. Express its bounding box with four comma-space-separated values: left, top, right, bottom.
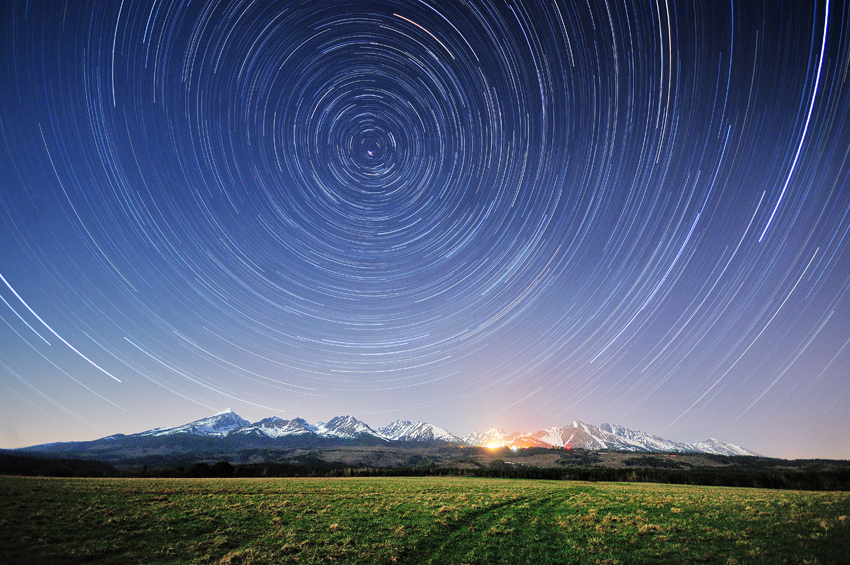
597, 423, 692, 452
314, 415, 388, 440
125, 411, 756, 456
377, 420, 464, 443
462, 427, 516, 447
233, 417, 314, 439
462, 421, 758, 456
690, 438, 758, 456
140, 410, 250, 438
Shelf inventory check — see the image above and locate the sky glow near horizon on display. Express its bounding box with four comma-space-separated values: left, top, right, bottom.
1, 0, 849, 459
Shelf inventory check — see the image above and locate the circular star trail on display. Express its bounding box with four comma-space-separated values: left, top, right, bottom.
1, 0, 849, 457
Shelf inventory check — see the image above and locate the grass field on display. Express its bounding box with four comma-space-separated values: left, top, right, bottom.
2, 476, 848, 564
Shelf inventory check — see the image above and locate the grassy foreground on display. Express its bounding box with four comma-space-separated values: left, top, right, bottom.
2, 476, 849, 564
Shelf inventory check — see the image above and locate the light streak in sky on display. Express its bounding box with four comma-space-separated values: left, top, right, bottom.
759, 0, 831, 242
0, 272, 121, 382
0, 0, 848, 458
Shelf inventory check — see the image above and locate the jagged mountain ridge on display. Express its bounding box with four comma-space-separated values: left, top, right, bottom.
32, 410, 757, 456
377, 420, 464, 444
313, 415, 388, 440
139, 409, 250, 438
460, 420, 756, 456
231, 416, 314, 439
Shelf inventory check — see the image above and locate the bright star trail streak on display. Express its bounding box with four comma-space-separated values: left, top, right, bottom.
1, 0, 849, 458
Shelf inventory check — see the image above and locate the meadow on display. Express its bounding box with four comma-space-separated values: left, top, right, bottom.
2, 475, 848, 564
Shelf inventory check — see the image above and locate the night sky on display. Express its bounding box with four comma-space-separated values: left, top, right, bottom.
1, 0, 849, 459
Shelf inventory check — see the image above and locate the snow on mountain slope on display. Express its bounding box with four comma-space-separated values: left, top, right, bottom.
140, 409, 250, 438
378, 420, 464, 443
462, 421, 758, 455
122, 410, 756, 456
690, 438, 759, 456
598, 423, 693, 452
531, 427, 569, 447
313, 415, 388, 440
234, 417, 314, 439
462, 427, 511, 447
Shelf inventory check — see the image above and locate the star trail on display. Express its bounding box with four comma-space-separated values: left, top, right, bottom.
1, 0, 849, 458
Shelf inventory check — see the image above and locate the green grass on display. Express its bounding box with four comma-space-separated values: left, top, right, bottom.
2, 476, 848, 564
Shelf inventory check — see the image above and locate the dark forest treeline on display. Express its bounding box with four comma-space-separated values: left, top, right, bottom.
0, 453, 118, 477
3, 451, 849, 491
225, 462, 850, 491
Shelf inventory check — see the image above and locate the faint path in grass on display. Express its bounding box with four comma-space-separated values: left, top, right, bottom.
399, 495, 534, 563
3, 476, 850, 564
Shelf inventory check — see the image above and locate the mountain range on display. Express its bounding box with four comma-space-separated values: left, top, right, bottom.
26, 409, 756, 456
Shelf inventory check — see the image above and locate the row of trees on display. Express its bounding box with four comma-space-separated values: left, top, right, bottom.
176, 459, 850, 490
3, 451, 848, 490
